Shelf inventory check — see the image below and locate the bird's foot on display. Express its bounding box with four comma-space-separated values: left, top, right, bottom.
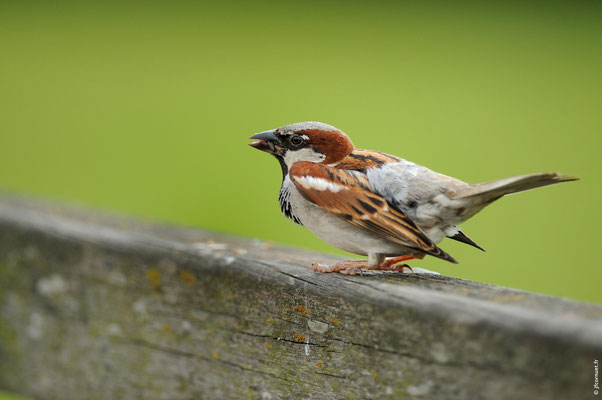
310, 257, 417, 275
310, 260, 369, 275
380, 254, 422, 268
376, 263, 413, 273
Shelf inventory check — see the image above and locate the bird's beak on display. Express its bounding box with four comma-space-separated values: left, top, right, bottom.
249, 129, 282, 155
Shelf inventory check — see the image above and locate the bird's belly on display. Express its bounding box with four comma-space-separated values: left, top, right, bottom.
291, 193, 411, 257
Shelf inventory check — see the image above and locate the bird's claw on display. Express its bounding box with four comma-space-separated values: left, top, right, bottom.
339, 267, 364, 276
311, 259, 414, 275
310, 261, 366, 275
378, 263, 413, 273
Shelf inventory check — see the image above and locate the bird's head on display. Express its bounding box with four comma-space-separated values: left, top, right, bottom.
249, 122, 354, 170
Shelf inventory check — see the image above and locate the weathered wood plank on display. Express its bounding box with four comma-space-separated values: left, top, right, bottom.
0, 195, 600, 399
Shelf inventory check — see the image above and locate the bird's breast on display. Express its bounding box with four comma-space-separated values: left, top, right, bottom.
280, 177, 411, 256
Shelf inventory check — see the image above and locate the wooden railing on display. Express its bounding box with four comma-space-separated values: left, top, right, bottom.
0, 195, 600, 399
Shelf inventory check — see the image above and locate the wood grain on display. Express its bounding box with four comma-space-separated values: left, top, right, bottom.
0, 195, 600, 399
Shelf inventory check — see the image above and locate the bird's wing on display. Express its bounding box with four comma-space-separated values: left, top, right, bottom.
334, 149, 402, 172
289, 161, 457, 263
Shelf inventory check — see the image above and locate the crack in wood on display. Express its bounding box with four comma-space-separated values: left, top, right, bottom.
254, 259, 320, 287
116, 336, 297, 383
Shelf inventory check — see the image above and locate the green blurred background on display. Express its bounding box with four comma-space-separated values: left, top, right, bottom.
0, 0, 600, 310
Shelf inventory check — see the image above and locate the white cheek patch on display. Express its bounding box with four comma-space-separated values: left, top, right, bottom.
296, 176, 348, 193
284, 148, 326, 166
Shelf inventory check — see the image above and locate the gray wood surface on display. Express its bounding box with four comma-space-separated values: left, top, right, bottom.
0, 195, 600, 400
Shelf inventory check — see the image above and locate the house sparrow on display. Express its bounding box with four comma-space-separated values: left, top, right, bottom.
249, 121, 577, 275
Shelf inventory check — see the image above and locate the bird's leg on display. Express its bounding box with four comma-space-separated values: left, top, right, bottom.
376, 254, 426, 272
381, 254, 424, 267
311, 253, 425, 275
377, 263, 413, 273
379, 255, 415, 271
310, 260, 369, 275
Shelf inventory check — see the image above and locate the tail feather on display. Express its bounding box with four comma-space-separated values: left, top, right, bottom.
448, 230, 486, 252
452, 172, 578, 201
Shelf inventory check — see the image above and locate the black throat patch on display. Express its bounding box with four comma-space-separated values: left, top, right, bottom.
278, 182, 302, 225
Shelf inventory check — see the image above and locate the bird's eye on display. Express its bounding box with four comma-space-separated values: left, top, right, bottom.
290, 135, 304, 146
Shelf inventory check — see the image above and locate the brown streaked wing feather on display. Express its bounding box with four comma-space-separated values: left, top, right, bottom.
289, 162, 457, 263
336, 149, 401, 172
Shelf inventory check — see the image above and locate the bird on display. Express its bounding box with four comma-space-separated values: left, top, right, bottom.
249, 121, 578, 275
